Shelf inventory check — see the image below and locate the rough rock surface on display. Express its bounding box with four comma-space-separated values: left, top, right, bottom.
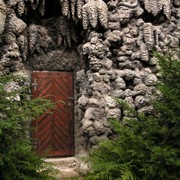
0, 0, 179, 154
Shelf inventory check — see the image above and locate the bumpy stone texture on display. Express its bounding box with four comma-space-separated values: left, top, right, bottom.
6, 9, 26, 34
59, 0, 85, 20
141, 0, 171, 19
78, 0, 180, 146
0, 0, 7, 34
55, 16, 79, 48
0, 0, 179, 151
0, 31, 22, 75
29, 49, 82, 71
82, 0, 108, 29
28, 24, 52, 54
7, 0, 25, 16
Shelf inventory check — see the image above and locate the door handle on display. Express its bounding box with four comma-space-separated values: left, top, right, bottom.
68, 96, 74, 101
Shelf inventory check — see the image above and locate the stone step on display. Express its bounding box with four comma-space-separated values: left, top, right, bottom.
45, 157, 88, 179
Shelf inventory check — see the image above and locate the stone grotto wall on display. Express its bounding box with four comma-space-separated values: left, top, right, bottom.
0, 0, 179, 154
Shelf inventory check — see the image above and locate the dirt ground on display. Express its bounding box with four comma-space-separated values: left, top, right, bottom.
45, 157, 89, 179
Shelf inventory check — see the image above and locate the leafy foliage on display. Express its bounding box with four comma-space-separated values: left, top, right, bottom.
85, 48, 180, 180
0, 75, 56, 179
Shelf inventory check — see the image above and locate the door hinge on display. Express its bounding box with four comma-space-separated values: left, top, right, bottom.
68, 96, 75, 101
32, 78, 38, 91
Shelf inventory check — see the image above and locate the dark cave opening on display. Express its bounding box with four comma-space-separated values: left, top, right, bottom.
40, 0, 61, 19
141, 10, 167, 25
25, 0, 61, 23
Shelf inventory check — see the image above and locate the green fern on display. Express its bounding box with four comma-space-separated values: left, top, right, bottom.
0, 75, 56, 179
85, 48, 180, 180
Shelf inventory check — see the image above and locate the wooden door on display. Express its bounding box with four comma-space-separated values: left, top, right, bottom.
32, 71, 74, 157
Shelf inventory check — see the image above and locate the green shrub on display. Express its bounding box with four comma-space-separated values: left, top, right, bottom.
0, 75, 56, 179
86, 48, 180, 180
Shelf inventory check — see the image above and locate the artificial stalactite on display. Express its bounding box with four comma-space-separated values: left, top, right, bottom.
143, 23, 155, 50
38, 0, 45, 16
142, 0, 171, 19
82, 0, 108, 29
6, 9, 27, 34
55, 16, 78, 48
28, 24, 52, 54
17, 34, 28, 61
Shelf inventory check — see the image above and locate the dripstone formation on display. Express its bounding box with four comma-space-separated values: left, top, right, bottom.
0, 0, 179, 154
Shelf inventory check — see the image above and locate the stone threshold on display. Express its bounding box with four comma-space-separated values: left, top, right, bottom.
44, 157, 88, 179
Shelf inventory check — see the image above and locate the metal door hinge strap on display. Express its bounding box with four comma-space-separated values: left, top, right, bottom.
32, 78, 38, 91
68, 96, 74, 101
